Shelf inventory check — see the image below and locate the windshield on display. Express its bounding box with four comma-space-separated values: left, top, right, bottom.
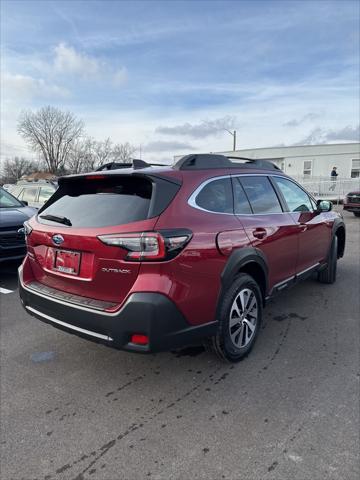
0, 187, 23, 208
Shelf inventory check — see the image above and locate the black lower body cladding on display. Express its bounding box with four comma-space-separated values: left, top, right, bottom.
18, 267, 217, 353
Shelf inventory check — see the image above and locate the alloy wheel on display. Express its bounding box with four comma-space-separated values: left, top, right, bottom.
228, 288, 258, 349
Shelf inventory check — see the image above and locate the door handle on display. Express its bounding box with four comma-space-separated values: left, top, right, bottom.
299, 223, 308, 232
252, 228, 267, 239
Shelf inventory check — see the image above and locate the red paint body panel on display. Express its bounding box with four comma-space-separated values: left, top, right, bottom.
236, 213, 299, 286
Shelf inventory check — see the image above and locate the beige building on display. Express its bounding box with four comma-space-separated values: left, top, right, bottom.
217, 142, 360, 179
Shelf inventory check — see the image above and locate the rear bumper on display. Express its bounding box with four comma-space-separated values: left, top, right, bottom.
18, 266, 217, 353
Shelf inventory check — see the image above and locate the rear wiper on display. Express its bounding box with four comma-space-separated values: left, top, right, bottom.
39, 214, 72, 226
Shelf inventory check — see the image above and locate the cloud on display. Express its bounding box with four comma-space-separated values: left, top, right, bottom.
144, 140, 194, 153
283, 113, 320, 127
295, 125, 360, 145
54, 43, 99, 76
53, 43, 127, 86
112, 67, 128, 87
1, 72, 69, 100
155, 116, 237, 138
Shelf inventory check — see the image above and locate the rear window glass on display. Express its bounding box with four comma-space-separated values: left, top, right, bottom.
239, 176, 282, 214
39, 177, 153, 227
233, 178, 252, 214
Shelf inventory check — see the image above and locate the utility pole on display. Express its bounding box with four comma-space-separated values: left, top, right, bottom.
224, 129, 237, 151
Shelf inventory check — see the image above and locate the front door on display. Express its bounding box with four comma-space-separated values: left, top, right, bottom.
272, 176, 331, 274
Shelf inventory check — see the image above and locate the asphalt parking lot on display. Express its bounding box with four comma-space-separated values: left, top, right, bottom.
1, 209, 359, 480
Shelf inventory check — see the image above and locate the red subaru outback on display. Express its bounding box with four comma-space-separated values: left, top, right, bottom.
19, 155, 346, 362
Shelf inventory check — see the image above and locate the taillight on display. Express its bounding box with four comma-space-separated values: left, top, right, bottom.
97, 230, 191, 262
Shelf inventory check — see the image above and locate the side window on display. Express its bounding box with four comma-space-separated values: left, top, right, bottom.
239, 176, 282, 214
21, 187, 39, 203
274, 177, 313, 212
38, 186, 55, 204
195, 178, 233, 213
233, 178, 252, 214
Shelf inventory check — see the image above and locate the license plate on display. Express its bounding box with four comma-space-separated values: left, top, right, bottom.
54, 250, 81, 275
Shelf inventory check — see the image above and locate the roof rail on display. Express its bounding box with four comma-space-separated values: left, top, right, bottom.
174, 154, 280, 171
227, 156, 281, 171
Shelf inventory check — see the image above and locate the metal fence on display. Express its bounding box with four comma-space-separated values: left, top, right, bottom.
296, 178, 360, 202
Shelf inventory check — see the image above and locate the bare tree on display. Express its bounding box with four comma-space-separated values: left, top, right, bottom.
1, 157, 37, 184
111, 142, 136, 163
17, 106, 84, 173
66, 138, 136, 173
93, 137, 113, 166
67, 138, 94, 174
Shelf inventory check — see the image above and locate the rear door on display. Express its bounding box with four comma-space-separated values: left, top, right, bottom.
233, 175, 299, 290
272, 176, 331, 273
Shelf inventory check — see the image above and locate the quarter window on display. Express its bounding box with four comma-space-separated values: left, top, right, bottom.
195, 178, 233, 213
274, 177, 313, 212
239, 176, 282, 214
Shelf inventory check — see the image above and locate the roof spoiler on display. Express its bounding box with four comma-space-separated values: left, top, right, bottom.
95, 159, 167, 171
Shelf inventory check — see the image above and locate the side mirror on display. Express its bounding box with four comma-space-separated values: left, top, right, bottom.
317, 200, 332, 212
21, 200, 28, 206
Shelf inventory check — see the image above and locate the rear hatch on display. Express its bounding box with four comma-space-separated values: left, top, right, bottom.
25, 171, 181, 306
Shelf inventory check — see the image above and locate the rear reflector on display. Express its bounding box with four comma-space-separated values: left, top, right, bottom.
131, 334, 149, 345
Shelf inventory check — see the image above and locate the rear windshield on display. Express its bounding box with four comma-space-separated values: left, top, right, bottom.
38, 177, 153, 228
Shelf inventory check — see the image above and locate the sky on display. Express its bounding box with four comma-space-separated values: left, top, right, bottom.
1, 0, 359, 164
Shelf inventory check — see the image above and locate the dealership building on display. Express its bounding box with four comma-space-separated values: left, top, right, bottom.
217, 142, 360, 180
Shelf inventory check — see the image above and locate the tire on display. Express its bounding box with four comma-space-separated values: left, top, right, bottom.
318, 235, 338, 284
204, 273, 263, 362
353, 212, 360, 217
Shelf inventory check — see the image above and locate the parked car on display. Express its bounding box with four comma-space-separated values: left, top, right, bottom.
9, 179, 57, 209
343, 191, 360, 217
18, 154, 346, 362
0, 187, 37, 262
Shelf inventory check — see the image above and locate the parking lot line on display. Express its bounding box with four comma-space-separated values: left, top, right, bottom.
0, 287, 14, 294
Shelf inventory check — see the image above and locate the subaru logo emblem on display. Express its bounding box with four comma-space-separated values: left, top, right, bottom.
52, 234, 64, 246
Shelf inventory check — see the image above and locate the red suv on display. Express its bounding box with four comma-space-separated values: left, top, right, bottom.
343, 191, 360, 217
19, 155, 346, 362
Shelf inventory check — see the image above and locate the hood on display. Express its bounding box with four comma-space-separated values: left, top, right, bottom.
0, 206, 36, 228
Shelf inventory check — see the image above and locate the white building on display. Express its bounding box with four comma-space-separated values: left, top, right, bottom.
218, 142, 360, 180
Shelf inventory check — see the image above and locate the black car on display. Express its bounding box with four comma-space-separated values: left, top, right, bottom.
0, 187, 37, 262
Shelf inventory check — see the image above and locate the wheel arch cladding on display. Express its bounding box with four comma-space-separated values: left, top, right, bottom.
335, 225, 345, 258
220, 247, 269, 302
331, 218, 345, 258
